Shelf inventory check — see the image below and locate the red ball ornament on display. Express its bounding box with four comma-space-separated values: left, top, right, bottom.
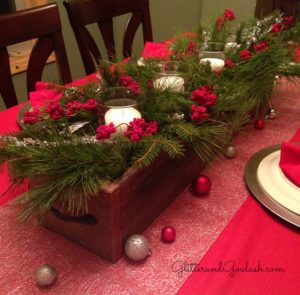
189, 174, 211, 195
254, 119, 265, 130
161, 226, 176, 243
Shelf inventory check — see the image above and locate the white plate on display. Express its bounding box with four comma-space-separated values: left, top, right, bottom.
257, 150, 300, 215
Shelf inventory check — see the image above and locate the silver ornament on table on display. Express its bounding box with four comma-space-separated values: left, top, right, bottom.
34, 264, 57, 287
265, 108, 278, 120
224, 145, 237, 159
124, 234, 151, 261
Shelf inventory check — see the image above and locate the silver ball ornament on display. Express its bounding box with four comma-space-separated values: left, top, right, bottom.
224, 145, 237, 159
124, 234, 151, 261
34, 264, 57, 287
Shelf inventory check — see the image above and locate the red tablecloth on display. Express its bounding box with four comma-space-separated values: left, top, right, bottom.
178, 130, 300, 295
0, 73, 99, 206
0, 104, 23, 206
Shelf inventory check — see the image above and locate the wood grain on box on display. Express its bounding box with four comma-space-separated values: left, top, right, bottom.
42, 149, 204, 262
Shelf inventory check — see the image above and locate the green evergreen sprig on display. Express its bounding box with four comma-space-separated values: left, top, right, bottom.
0, 10, 299, 220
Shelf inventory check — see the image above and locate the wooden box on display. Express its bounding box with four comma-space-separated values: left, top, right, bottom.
42, 149, 204, 262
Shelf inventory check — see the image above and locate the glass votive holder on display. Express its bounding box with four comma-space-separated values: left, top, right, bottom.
103, 86, 135, 100
199, 42, 225, 59
199, 42, 225, 72
104, 98, 141, 134
153, 61, 185, 92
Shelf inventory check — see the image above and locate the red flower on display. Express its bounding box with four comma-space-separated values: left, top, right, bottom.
224, 9, 235, 21
124, 118, 158, 142
272, 23, 282, 33
239, 50, 252, 61
225, 59, 235, 68
253, 41, 269, 52
119, 75, 141, 95
96, 123, 116, 140
186, 41, 196, 56
216, 16, 225, 31
191, 85, 218, 107
191, 105, 209, 123
23, 109, 40, 124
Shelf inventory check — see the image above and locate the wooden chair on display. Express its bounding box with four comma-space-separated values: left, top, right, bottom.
0, 3, 72, 108
63, 0, 153, 75
255, 0, 296, 18
274, 0, 295, 15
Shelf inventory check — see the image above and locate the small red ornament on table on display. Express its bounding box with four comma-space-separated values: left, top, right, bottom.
254, 119, 265, 130
189, 174, 212, 195
161, 226, 176, 243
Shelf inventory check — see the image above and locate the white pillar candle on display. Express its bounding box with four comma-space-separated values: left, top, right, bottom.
154, 74, 184, 92
104, 99, 141, 133
200, 58, 225, 72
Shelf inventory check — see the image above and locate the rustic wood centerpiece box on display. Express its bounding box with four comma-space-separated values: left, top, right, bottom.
42, 149, 204, 262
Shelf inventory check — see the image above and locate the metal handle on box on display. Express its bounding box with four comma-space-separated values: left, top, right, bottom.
51, 207, 98, 225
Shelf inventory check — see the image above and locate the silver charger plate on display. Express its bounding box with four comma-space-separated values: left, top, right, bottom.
244, 144, 300, 228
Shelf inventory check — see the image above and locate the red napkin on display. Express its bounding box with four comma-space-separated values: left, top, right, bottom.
142, 42, 172, 59
30, 82, 62, 109
30, 73, 99, 109
279, 141, 300, 187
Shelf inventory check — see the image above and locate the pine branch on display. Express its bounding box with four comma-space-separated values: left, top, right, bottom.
132, 135, 184, 168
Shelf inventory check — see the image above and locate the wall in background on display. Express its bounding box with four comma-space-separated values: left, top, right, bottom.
201, 0, 257, 22
1, 0, 257, 111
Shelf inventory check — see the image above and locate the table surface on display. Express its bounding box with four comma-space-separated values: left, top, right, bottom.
0, 79, 299, 295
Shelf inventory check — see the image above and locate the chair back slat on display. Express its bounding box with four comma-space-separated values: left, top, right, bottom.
27, 37, 54, 93
0, 48, 18, 108
0, 3, 72, 109
98, 19, 116, 61
0, 5, 61, 47
123, 12, 143, 57
64, 0, 153, 75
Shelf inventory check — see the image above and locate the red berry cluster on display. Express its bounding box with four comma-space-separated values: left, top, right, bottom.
46, 102, 66, 121
191, 105, 209, 124
272, 16, 294, 33
253, 40, 269, 52
216, 9, 235, 31
46, 99, 98, 119
119, 75, 141, 95
240, 40, 269, 62
124, 118, 158, 142
190, 85, 217, 124
23, 109, 40, 124
191, 85, 218, 107
96, 123, 116, 140
225, 59, 235, 68
239, 50, 252, 61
